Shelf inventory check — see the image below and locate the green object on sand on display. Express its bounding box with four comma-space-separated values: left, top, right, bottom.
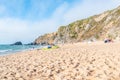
42, 45, 59, 50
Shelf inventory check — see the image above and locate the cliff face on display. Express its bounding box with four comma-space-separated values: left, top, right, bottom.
34, 6, 120, 44
34, 32, 57, 45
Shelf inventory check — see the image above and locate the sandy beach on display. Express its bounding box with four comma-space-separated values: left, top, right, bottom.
0, 42, 120, 80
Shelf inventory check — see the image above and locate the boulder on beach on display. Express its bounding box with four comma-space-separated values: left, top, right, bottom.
27, 42, 37, 45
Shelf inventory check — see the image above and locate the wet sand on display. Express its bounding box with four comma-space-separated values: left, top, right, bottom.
0, 42, 120, 80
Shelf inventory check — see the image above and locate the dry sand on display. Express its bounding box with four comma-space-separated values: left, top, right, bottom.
0, 42, 120, 80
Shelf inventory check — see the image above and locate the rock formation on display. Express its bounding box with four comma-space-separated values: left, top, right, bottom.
11, 41, 22, 45
34, 6, 120, 44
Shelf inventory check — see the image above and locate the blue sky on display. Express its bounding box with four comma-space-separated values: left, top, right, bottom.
0, 0, 120, 44
0, 0, 77, 20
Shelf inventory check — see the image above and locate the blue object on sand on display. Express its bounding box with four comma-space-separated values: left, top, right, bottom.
48, 45, 52, 48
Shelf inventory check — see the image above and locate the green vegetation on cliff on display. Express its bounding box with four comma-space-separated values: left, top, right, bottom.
34, 6, 120, 44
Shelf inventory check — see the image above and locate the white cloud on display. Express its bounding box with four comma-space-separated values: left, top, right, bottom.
0, 18, 30, 43
0, 16, 62, 44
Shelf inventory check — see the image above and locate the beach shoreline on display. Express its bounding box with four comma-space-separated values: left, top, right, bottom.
0, 41, 120, 80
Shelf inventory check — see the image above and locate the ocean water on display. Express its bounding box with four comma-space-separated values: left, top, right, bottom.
0, 45, 42, 56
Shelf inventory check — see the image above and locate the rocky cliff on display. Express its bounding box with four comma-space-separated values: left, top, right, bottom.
34, 6, 120, 44
34, 32, 57, 45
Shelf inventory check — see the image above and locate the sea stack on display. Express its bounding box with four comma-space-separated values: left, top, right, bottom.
11, 41, 23, 45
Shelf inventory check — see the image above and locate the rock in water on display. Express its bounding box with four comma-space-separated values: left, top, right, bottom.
12, 41, 22, 45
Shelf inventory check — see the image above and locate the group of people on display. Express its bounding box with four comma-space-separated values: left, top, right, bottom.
104, 39, 113, 43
